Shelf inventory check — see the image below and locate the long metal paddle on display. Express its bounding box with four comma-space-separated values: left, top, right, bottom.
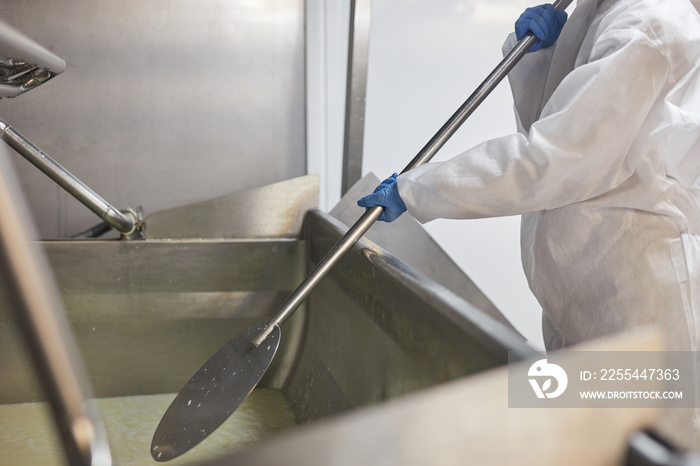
151, 1, 572, 460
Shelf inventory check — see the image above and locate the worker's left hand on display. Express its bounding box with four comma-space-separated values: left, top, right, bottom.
357, 173, 407, 222
515, 4, 568, 52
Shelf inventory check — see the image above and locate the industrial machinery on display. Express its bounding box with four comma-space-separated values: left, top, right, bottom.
0, 3, 696, 465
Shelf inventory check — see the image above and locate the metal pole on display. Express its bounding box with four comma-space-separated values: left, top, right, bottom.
0, 119, 136, 235
0, 144, 112, 465
254, 0, 574, 345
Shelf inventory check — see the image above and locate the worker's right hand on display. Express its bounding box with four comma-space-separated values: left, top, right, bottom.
357, 173, 407, 222
515, 4, 568, 53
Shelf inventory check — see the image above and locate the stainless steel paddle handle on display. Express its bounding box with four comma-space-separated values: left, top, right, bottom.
253, 206, 382, 345
0, 119, 138, 235
253, 0, 573, 345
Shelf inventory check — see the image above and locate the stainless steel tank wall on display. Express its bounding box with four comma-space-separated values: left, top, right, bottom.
0, 209, 533, 415
282, 210, 534, 424
0, 239, 308, 403
0, 1, 306, 238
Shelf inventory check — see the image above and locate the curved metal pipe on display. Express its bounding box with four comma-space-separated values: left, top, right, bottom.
0, 119, 137, 235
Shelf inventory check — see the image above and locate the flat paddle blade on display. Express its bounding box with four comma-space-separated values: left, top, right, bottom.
151, 324, 281, 462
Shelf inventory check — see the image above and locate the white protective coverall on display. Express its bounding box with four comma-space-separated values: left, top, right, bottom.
399, 0, 700, 352
398, 0, 700, 448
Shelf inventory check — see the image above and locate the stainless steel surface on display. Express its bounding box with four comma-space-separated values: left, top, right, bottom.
0, 204, 536, 464
0, 238, 307, 404
151, 203, 382, 457
341, 0, 371, 195
0, 17, 65, 98
332, 172, 519, 332
151, 324, 281, 462
401, 0, 573, 173
0, 0, 306, 239
144, 175, 319, 239
156, 205, 533, 461
285, 210, 533, 424
212, 330, 663, 466
0, 119, 138, 234
0, 144, 111, 464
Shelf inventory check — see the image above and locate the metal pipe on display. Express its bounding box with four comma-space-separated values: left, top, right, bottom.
71, 221, 114, 240
253, 0, 574, 345
0, 143, 112, 465
0, 119, 137, 235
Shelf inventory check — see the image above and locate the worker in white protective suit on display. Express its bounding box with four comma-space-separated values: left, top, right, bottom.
359, 0, 700, 450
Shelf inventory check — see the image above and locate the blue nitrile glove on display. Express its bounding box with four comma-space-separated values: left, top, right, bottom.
357, 173, 407, 222
515, 4, 567, 53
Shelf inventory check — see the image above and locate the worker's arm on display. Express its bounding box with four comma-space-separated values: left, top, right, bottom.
397, 28, 669, 223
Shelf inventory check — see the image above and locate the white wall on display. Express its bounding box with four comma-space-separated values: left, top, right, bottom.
307, 0, 551, 350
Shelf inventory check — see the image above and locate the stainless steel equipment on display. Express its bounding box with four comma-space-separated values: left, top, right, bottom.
0, 18, 65, 98
2, 174, 698, 465
143, 175, 320, 239
0, 119, 140, 236
0, 17, 119, 466
0, 2, 693, 464
0, 0, 306, 239
210, 329, 669, 466
0, 142, 112, 465
0, 15, 140, 238
0, 168, 536, 464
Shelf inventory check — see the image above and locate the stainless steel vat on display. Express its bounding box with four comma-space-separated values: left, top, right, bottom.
0, 204, 532, 465
1, 173, 687, 465
0, 206, 531, 402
